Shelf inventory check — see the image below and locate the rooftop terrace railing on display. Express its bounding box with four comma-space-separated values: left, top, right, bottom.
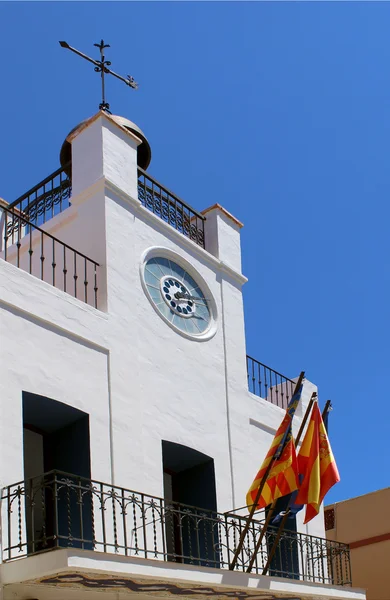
7, 164, 72, 230
138, 168, 206, 248
1, 205, 99, 308
6, 165, 205, 250
2, 470, 351, 586
246, 356, 295, 409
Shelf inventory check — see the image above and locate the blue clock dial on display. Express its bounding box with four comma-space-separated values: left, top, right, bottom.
143, 257, 211, 336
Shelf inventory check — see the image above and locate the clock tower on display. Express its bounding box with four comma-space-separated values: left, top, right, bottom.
53, 109, 249, 512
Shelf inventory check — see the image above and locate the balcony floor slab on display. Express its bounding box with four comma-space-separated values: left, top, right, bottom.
0, 549, 365, 600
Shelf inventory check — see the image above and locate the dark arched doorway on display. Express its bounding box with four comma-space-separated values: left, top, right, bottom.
162, 441, 218, 567
22, 392, 92, 552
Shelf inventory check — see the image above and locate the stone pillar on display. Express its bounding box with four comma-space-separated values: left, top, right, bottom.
202, 203, 243, 274
69, 111, 142, 200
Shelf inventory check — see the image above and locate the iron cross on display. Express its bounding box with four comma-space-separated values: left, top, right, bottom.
59, 39, 138, 113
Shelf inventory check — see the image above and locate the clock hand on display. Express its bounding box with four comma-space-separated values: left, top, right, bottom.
175, 292, 209, 303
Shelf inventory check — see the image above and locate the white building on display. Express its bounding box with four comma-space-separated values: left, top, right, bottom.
0, 111, 365, 600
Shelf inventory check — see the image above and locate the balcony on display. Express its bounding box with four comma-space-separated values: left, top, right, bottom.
2, 470, 351, 588
246, 356, 296, 409
1, 202, 99, 308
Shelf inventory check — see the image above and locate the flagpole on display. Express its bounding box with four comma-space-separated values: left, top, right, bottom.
322, 399, 332, 433
296, 392, 317, 444
261, 395, 319, 576
229, 371, 305, 572
245, 391, 317, 573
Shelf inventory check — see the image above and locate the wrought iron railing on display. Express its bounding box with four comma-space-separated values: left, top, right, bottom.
138, 169, 205, 248
1, 206, 99, 308
2, 470, 351, 586
246, 356, 295, 409
7, 164, 72, 232
6, 166, 205, 248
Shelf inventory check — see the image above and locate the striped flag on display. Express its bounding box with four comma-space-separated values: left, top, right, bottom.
246, 387, 302, 511
296, 402, 340, 524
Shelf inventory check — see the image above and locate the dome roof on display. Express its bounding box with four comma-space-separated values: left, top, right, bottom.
60, 114, 152, 173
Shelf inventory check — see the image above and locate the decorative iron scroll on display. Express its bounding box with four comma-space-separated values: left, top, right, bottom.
24, 180, 71, 224
5, 180, 71, 241
138, 169, 205, 248
5, 164, 72, 241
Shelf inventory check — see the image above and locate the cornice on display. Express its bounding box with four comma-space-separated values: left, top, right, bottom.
202, 203, 244, 229
66, 110, 142, 147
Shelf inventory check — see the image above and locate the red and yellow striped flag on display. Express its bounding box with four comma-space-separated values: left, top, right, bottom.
296, 402, 340, 523
246, 390, 301, 511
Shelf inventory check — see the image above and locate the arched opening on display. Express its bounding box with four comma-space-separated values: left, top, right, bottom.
162, 441, 218, 566
22, 392, 92, 552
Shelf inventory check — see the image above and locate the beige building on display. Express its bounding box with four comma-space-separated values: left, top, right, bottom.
325, 488, 390, 600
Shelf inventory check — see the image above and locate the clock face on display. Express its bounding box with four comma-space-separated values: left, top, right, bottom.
143, 256, 212, 337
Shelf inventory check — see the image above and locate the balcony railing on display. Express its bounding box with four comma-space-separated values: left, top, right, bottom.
2, 470, 351, 586
1, 205, 99, 308
6, 166, 205, 251
246, 356, 295, 409
138, 169, 206, 248
7, 164, 72, 229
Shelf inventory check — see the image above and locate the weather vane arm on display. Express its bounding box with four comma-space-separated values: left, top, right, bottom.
106, 68, 138, 89
59, 41, 100, 69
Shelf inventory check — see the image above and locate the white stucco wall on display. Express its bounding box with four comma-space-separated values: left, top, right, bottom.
0, 113, 326, 553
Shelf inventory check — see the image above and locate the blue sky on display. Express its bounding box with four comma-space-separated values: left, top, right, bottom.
1, 2, 389, 505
